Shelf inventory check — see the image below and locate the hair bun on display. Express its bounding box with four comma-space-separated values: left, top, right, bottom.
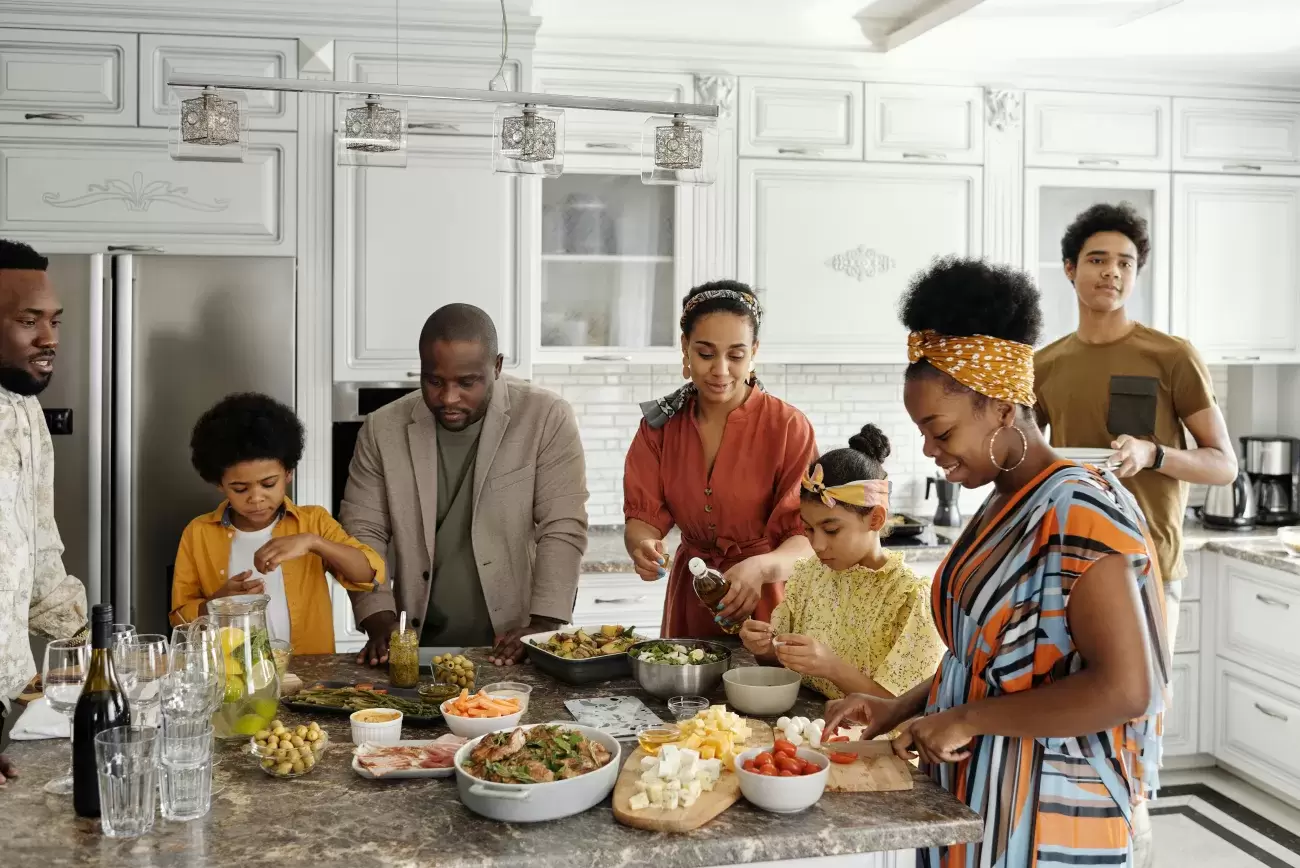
847, 424, 890, 464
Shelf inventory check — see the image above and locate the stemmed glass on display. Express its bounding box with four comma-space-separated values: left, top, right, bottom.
113, 634, 169, 729
41, 638, 89, 795
111, 624, 137, 648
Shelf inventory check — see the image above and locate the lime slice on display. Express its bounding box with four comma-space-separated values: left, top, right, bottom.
223, 676, 245, 704
233, 713, 268, 736
224, 654, 243, 677
252, 697, 279, 721
248, 659, 276, 692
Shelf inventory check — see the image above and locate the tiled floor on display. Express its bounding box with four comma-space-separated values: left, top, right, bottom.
1152, 770, 1300, 867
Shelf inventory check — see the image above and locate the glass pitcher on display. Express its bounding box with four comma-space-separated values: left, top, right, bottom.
204, 595, 280, 739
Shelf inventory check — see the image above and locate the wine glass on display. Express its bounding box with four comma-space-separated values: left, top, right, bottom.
114, 634, 169, 729
111, 624, 136, 648
163, 641, 225, 721
42, 638, 89, 795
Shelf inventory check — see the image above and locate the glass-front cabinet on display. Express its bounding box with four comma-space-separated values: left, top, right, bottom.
534, 158, 693, 363
1023, 169, 1170, 348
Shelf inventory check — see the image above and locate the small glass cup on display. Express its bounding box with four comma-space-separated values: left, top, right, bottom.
160, 719, 213, 822
94, 725, 159, 838
636, 723, 682, 756
269, 638, 293, 679
668, 695, 709, 722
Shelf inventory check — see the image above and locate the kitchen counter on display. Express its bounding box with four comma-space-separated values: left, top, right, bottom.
1, 650, 981, 868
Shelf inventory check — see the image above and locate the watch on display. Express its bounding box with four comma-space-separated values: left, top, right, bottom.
1151, 444, 1166, 471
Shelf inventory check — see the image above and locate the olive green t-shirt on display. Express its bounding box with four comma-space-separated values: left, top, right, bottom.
422, 419, 496, 646
1034, 323, 1217, 582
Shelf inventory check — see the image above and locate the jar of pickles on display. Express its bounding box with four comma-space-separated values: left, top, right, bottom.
388, 627, 420, 688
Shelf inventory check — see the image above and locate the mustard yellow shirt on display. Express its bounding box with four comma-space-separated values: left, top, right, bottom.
169, 499, 386, 655
770, 552, 946, 699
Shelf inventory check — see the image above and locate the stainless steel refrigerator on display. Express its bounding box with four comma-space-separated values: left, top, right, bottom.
40, 251, 296, 636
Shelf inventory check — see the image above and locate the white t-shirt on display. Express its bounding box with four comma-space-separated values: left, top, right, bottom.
228, 521, 292, 643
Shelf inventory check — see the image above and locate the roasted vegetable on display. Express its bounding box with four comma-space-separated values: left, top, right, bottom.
530, 625, 639, 659
294, 685, 441, 717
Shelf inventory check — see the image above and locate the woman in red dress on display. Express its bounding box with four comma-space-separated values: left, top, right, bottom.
623, 280, 817, 638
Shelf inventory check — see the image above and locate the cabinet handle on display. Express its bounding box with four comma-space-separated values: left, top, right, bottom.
1077, 158, 1120, 166
902, 152, 947, 161
582, 354, 631, 362
1222, 355, 1262, 362
1255, 593, 1291, 609
1254, 702, 1290, 722
777, 147, 822, 156
406, 371, 422, 378
408, 122, 460, 131
583, 142, 632, 150
25, 112, 84, 121
107, 245, 163, 253
594, 596, 650, 604
1224, 163, 1263, 172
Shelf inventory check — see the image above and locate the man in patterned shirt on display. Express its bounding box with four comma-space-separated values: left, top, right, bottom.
0, 239, 87, 785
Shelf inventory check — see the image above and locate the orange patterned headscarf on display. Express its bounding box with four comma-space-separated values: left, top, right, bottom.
801, 464, 891, 511
907, 330, 1035, 406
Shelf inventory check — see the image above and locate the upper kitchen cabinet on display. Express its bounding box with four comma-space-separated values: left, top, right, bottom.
138, 34, 297, 131
864, 84, 984, 165
1175, 98, 1300, 176
1025, 91, 1171, 171
337, 41, 521, 137
1172, 174, 1300, 363
1024, 169, 1170, 347
535, 155, 692, 364
0, 125, 295, 255
0, 28, 137, 126
739, 77, 864, 161
533, 68, 694, 154
334, 135, 526, 382
739, 160, 981, 363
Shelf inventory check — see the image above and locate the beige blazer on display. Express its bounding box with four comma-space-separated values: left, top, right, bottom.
340, 376, 588, 635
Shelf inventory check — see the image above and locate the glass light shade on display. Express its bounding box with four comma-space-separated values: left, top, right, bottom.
170, 87, 248, 163
336, 95, 408, 168
493, 104, 564, 177
640, 114, 717, 186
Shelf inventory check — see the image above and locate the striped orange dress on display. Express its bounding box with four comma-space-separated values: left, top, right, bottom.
922, 461, 1170, 868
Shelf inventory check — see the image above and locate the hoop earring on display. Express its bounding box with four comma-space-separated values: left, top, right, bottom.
988, 425, 1028, 473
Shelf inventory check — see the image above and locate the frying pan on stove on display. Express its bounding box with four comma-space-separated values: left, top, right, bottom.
884, 513, 928, 538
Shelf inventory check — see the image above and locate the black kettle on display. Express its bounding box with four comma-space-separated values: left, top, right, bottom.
926, 476, 962, 527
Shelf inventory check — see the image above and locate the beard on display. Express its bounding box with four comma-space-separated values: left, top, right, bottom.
0, 361, 51, 396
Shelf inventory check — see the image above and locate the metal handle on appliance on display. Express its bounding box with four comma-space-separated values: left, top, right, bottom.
25, 112, 84, 121
1077, 158, 1120, 166
1222, 355, 1262, 361
406, 371, 422, 379
87, 255, 105, 606
408, 122, 460, 131
582, 355, 631, 362
1224, 163, 1263, 172
902, 152, 947, 161
1255, 593, 1291, 609
112, 255, 134, 622
107, 245, 163, 254
583, 142, 633, 150
1254, 702, 1290, 722
594, 596, 650, 605
778, 147, 822, 156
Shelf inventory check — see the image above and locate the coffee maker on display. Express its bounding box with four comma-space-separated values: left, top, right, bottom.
926, 476, 962, 527
1241, 435, 1300, 526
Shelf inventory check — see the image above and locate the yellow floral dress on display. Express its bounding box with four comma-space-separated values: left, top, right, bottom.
769, 552, 946, 699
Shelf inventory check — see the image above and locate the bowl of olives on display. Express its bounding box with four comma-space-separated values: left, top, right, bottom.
431, 653, 476, 690
250, 719, 329, 778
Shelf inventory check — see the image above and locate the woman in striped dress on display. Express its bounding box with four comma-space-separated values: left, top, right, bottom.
825, 258, 1170, 868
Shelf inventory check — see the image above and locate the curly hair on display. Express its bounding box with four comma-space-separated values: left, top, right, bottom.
680, 279, 761, 341
0, 238, 48, 271
802, 424, 890, 516
1060, 202, 1150, 270
190, 393, 304, 485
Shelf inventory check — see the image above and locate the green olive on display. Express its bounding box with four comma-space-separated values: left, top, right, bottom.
261, 758, 274, 769
254, 729, 271, 741
276, 761, 293, 776
291, 760, 305, 774
295, 725, 308, 739
271, 719, 284, 730
289, 735, 304, 748
304, 753, 316, 769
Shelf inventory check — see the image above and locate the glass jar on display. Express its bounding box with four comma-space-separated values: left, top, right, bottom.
205, 595, 280, 739
388, 628, 420, 689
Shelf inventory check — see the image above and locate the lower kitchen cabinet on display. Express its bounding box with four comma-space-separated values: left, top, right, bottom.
1164, 653, 1200, 757
571, 572, 667, 636
1213, 657, 1300, 801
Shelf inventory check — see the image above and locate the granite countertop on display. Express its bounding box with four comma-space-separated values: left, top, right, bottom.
1, 649, 981, 868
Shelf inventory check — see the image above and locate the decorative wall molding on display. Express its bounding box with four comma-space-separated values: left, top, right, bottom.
825, 245, 896, 281
42, 172, 230, 212
985, 89, 1023, 132
982, 89, 1025, 267
694, 74, 737, 119
297, 37, 334, 76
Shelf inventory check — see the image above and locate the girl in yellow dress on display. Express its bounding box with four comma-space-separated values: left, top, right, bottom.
741, 424, 946, 699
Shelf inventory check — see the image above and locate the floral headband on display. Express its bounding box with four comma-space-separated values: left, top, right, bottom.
906, 329, 1035, 407
801, 464, 891, 510
680, 289, 763, 331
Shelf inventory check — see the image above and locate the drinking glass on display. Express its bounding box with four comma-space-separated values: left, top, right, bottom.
162, 642, 223, 722
111, 624, 137, 649
41, 638, 89, 795
159, 719, 213, 822
114, 634, 169, 729
94, 725, 159, 838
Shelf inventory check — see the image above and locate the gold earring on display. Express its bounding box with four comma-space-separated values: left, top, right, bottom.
682, 357, 691, 380
987, 425, 1028, 473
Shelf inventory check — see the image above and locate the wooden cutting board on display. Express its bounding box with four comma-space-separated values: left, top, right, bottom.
612, 720, 772, 833
823, 740, 913, 793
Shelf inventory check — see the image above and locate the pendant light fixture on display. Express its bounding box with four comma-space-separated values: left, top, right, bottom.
641, 113, 717, 186
493, 103, 564, 177
170, 86, 247, 162
336, 95, 409, 168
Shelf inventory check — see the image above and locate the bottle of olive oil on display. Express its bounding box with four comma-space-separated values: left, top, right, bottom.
73, 603, 131, 818
688, 557, 741, 634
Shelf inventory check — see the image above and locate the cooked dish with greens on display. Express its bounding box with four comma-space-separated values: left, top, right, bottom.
462, 725, 612, 784
632, 641, 726, 665
531, 625, 639, 659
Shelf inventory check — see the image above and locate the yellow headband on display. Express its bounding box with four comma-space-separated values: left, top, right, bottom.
907, 329, 1035, 406
801, 464, 891, 510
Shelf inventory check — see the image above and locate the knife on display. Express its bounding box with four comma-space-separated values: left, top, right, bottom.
819, 738, 896, 758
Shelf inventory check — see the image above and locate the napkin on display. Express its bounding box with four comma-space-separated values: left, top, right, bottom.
9, 696, 70, 740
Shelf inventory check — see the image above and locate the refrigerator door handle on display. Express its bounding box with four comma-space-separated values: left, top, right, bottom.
112, 254, 134, 622
88, 254, 105, 606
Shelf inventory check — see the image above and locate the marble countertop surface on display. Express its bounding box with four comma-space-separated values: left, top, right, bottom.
1, 649, 981, 868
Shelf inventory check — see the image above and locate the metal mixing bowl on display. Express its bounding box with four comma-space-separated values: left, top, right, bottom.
627, 639, 733, 700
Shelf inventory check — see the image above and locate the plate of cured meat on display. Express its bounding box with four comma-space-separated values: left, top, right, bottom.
351, 735, 468, 779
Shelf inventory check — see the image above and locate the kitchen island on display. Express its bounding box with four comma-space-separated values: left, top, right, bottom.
1, 650, 981, 868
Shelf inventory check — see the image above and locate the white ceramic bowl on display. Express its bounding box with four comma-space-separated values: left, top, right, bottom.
722, 666, 802, 716
479, 681, 533, 713
349, 708, 403, 745
1278, 526, 1300, 556
440, 699, 525, 739
734, 746, 830, 813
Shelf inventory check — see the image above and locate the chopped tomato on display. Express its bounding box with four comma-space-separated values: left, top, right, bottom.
773, 739, 798, 757
778, 769, 796, 777
754, 751, 774, 767
828, 751, 858, 764
827, 735, 849, 743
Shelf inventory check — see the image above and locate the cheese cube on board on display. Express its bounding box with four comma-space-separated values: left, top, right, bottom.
628, 792, 651, 811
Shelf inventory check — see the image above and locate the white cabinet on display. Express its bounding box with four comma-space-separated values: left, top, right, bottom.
1174, 98, 1300, 176
1025, 92, 1171, 171
1213, 658, 1300, 802
1171, 175, 1300, 363
338, 41, 521, 137
0, 28, 137, 126
535, 68, 694, 154
138, 34, 297, 131
0, 125, 295, 255
1164, 653, 1200, 757
334, 135, 527, 382
740, 78, 863, 161
864, 84, 984, 165
1215, 555, 1300, 687
1023, 169, 1170, 347
738, 160, 981, 363
1174, 601, 1200, 654
570, 573, 666, 638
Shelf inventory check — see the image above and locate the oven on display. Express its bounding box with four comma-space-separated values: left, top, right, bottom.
331, 383, 419, 516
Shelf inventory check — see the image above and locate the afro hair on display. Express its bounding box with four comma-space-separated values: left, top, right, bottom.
1060, 202, 1150, 270
189, 392, 304, 486
898, 256, 1042, 347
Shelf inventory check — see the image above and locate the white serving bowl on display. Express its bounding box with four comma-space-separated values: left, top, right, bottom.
479, 681, 533, 713
349, 708, 403, 745
734, 746, 830, 813
1278, 526, 1300, 556
440, 699, 525, 739
722, 666, 802, 716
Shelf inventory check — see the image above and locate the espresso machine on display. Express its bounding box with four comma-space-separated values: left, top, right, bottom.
1241, 435, 1300, 526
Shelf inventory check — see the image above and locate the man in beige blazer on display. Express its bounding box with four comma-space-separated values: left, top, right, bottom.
341, 304, 588, 666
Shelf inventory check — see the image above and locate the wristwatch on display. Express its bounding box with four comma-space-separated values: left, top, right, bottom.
1151, 444, 1166, 471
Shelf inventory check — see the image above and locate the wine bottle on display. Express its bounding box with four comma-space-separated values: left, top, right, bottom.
73, 603, 132, 818
689, 557, 742, 634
